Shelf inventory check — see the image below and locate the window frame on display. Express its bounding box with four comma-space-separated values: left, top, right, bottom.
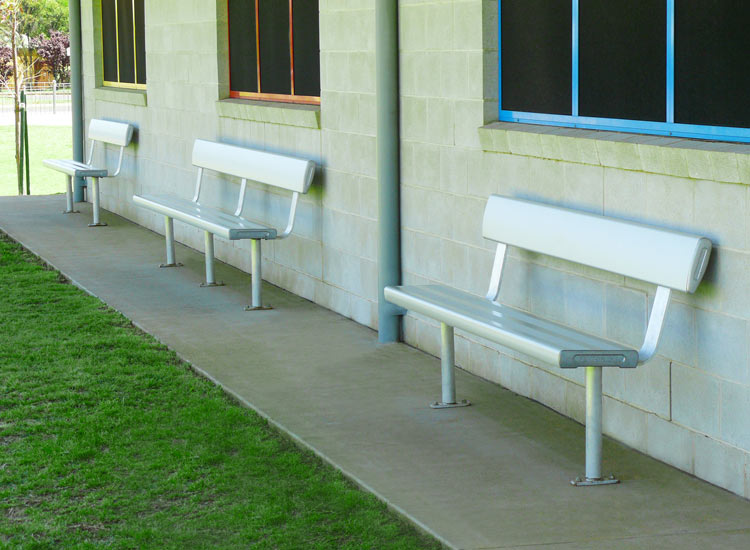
227, 0, 321, 106
100, 0, 146, 90
498, 0, 750, 143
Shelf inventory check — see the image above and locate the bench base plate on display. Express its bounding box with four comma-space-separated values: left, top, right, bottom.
571, 475, 619, 487
62, 210, 80, 214
200, 281, 225, 288
245, 305, 273, 311
88, 222, 108, 228
159, 262, 183, 268
430, 399, 471, 409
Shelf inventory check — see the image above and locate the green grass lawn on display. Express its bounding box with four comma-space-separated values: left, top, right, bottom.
0, 125, 72, 197
0, 235, 441, 549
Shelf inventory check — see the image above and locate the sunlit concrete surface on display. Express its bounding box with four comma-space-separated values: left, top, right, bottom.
2, 195, 750, 550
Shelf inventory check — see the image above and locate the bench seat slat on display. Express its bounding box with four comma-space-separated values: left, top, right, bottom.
385, 285, 638, 368
42, 159, 109, 178
132, 194, 277, 241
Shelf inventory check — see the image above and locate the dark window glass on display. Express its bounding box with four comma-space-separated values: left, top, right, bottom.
258, 0, 291, 95
134, 0, 147, 85
675, 0, 750, 128
579, 0, 665, 122
101, 0, 118, 82
116, 0, 135, 84
501, 0, 572, 115
228, 0, 258, 93
292, 0, 320, 97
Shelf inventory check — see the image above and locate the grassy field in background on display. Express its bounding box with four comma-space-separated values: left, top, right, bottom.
0, 235, 441, 549
0, 125, 71, 197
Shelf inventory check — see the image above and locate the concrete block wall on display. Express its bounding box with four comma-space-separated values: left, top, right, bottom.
80, 0, 750, 498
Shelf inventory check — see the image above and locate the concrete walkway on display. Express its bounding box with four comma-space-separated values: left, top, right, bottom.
2, 195, 750, 550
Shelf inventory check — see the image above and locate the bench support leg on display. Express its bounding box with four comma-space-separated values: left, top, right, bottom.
245, 239, 271, 311
63, 175, 79, 214
159, 217, 183, 268
200, 231, 224, 287
430, 324, 470, 409
87, 177, 107, 227
572, 366, 619, 486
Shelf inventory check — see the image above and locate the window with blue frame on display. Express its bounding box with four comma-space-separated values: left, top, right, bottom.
499, 0, 750, 142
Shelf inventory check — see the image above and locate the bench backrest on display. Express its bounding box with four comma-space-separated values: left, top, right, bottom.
192, 140, 315, 194
88, 119, 134, 147
482, 195, 711, 293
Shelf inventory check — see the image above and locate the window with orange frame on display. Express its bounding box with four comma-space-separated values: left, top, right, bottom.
228, 0, 320, 105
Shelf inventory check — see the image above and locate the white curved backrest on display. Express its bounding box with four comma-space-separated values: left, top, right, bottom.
482, 195, 712, 293
192, 140, 315, 194
88, 119, 134, 147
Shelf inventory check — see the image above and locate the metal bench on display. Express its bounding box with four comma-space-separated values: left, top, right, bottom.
132, 140, 315, 310
385, 195, 712, 486
43, 119, 134, 227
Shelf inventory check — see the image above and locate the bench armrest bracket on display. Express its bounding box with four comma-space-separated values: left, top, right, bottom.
276, 192, 300, 240
485, 243, 507, 302
638, 285, 671, 365
86, 140, 126, 177
192, 168, 204, 203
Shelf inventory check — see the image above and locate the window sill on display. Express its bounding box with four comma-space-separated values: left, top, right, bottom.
216, 98, 320, 129
92, 87, 147, 107
479, 121, 750, 185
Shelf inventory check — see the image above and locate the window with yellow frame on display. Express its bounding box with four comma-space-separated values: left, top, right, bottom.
101, 0, 146, 89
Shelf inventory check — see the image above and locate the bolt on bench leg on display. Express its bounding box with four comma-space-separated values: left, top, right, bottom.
246, 239, 271, 311
200, 231, 224, 287
87, 177, 107, 227
159, 217, 182, 268
431, 323, 470, 409
572, 366, 619, 486
63, 175, 79, 214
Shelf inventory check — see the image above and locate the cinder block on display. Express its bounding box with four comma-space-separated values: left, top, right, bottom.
696, 309, 748, 385
693, 180, 746, 250
693, 433, 747, 497
720, 381, 750, 452
602, 396, 648, 451
605, 285, 647, 349
646, 414, 694, 473
672, 362, 721, 437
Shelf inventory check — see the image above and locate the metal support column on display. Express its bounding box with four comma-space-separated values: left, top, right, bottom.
200, 232, 224, 287
376, 0, 402, 343
87, 178, 107, 227
68, 0, 85, 202
572, 366, 619, 486
431, 323, 470, 409
160, 217, 182, 268
246, 239, 270, 310
63, 176, 79, 214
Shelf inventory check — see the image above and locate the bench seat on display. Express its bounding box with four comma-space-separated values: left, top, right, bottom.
42, 159, 108, 179
133, 194, 277, 241
385, 285, 638, 369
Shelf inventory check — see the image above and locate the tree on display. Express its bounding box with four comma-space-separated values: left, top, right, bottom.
36, 28, 68, 81
18, 0, 68, 37
1, 0, 42, 195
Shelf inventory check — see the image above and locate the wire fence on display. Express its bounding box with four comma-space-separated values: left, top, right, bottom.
0, 82, 72, 114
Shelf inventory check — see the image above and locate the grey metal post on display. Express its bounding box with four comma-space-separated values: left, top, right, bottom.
164, 217, 176, 265
68, 0, 85, 202
87, 178, 106, 227
376, 0, 402, 343
585, 366, 602, 479
63, 175, 78, 214
204, 231, 215, 285
430, 323, 470, 409
572, 366, 618, 486
250, 239, 262, 308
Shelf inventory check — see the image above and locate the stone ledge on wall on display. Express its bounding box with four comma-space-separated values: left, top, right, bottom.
216, 98, 321, 130
479, 121, 750, 186
91, 87, 148, 107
